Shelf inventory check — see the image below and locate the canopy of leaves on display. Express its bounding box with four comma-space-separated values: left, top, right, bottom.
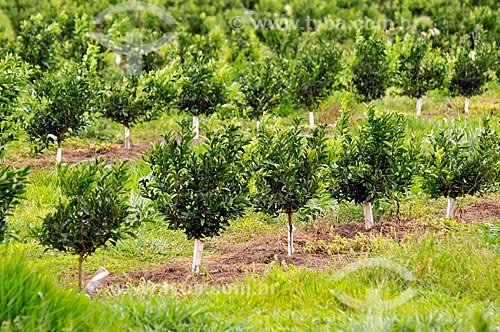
0, 164, 28, 242
292, 42, 342, 111
328, 106, 417, 204
0, 54, 31, 146
141, 120, 249, 240
38, 160, 136, 258
250, 119, 328, 216
397, 36, 448, 99
176, 59, 227, 117
15, 13, 61, 74
0, 54, 31, 115
26, 47, 100, 153
104, 74, 154, 127
152, 64, 182, 112
352, 33, 391, 102
238, 57, 286, 120
450, 40, 492, 98
421, 119, 500, 199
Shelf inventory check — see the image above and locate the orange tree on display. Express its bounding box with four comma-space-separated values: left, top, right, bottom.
141, 120, 249, 272
249, 119, 328, 255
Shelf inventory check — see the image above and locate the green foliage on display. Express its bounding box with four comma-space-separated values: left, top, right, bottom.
0, 54, 30, 116
141, 120, 249, 240
292, 42, 342, 111
328, 106, 417, 205
352, 32, 391, 102
397, 36, 448, 99
26, 47, 100, 153
15, 13, 61, 73
250, 119, 328, 216
103, 74, 154, 128
238, 57, 286, 120
176, 59, 227, 117
421, 118, 500, 200
0, 54, 31, 146
450, 40, 492, 98
0, 165, 28, 242
38, 160, 137, 287
152, 64, 182, 113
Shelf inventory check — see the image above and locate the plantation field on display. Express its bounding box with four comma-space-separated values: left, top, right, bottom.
2, 0, 500, 331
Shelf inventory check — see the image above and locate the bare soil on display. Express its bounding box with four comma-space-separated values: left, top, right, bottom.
100, 199, 500, 288
7, 142, 152, 169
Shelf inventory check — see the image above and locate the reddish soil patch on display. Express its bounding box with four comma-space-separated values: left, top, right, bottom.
329, 219, 425, 240
456, 200, 500, 223
100, 199, 500, 288
104, 232, 339, 288
7, 142, 152, 169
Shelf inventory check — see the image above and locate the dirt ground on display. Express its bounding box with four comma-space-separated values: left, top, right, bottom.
7, 142, 152, 169
100, 199, 500, 289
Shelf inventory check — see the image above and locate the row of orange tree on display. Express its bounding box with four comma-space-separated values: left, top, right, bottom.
2, 30, 497, 161
22, 110, 500, 288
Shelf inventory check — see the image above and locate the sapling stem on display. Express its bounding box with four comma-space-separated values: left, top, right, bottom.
78, 253, 84, 291
56, 141, 62, 163
287, 212, 294, 256
192, 238, 204, 273
193, 115, 200, 140
124, 125, 130, 150
416, 97, 423, 116
362, 201, 374, 230
465, 97, 470, 114
446, 197, 456, 218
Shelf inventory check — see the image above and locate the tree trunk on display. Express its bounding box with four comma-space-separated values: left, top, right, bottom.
78, 253, 84, 291
362, 201, 374, 230
287, 212, 294, 256
464, 97, 470, 114
193, 115, 200, 140
446, 197, 456, 218
115, 53, 121, 66
56, 141, 62, 164
309, 111, 315, 128
124, 124, 130, 150
192, 238, 204, 273
256, 119, 260, 132
416, 97, 423, 116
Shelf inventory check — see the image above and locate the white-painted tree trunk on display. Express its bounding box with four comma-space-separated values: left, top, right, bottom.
115, 53, 121, 66
362, 201, 374, 230
446, 197, 456, 218
193, 115, 200, 140
85, 267, 110, 297
471, 50, 476, 61
416, 97, 423, 116
192, 239, 204, 273
287, 213, 294, 256
124, 125, 130, 150
56, 142, 62, 163
256, 120, 260, 131
464, 97, 470, 114
309, 111, 315, 128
